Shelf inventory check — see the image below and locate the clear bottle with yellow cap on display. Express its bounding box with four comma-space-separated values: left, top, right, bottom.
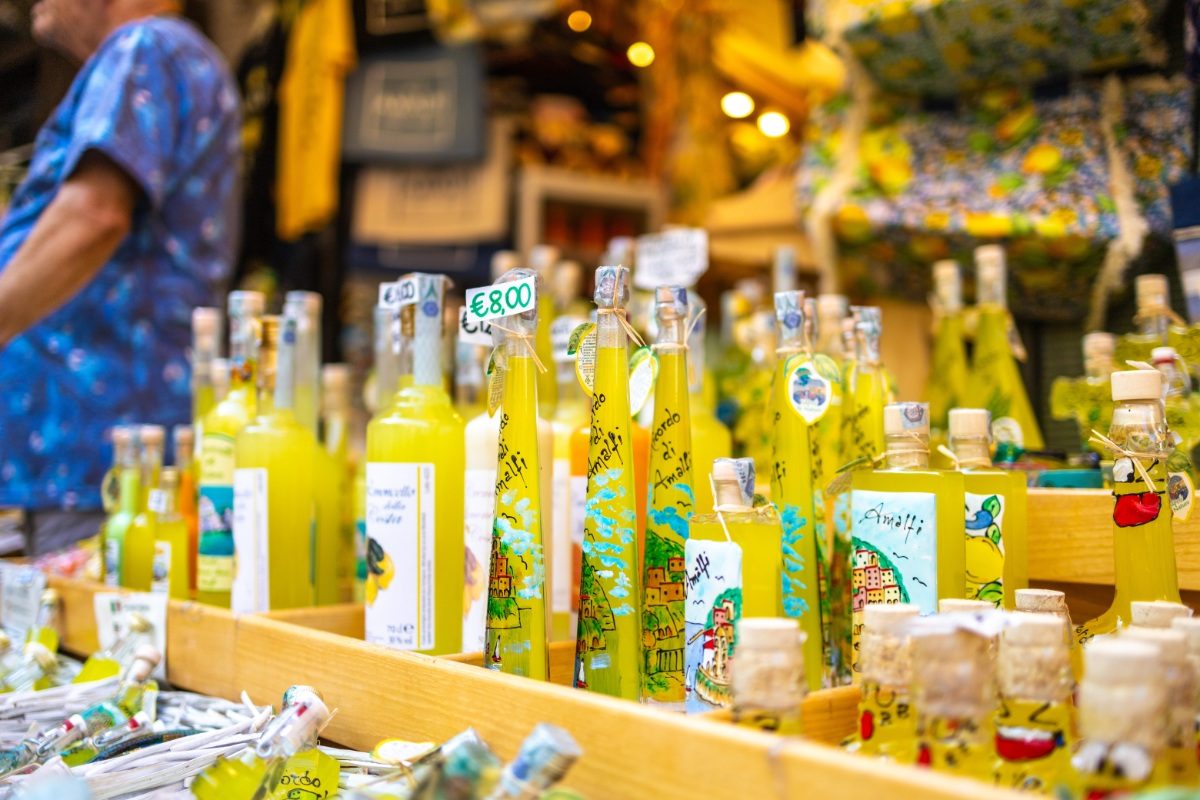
122, 425, 165, 591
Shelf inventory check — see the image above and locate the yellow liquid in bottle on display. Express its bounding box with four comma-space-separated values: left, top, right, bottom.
852, 680, 917, 762
103, 467, 140, 587
122, 510, 156, 592
315, 445, 345, 606
486, 353, 548, 679
928, 313, 968, 466
960, 470, 1028, 609
152, 516, 190, 600
969, 306, 1044, 450
991, 698, 1075, 792
550, 384, 588, 641
689, 395, 731, 514
843, 366, 892, 464
198, 385, 256, 607
688, 511, 783, 617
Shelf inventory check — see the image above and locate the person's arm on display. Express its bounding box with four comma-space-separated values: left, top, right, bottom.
0, 150, 137, 348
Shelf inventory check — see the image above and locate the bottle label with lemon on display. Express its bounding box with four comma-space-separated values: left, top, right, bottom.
964, 492, 1005, 607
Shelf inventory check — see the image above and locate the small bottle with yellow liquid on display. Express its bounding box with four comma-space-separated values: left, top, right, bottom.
103, 426, 139, 587
841, 307, 895, 464
967, 245, 1044, 450
1077, 369, 1181, 643
731, 617, 806, 735
149, 467, 189, 600
25, 589, 60, 653
847, 603, 919, 761
485, 268, 550, 679
685, 458, 783, 713
366, 274, 464, 655
1, 643, 56, 693
173, 426, 198, 595
1121, 625, 1198, 787
233, 315, 317, 611
992, 612, 1075, 792
122, 425, 164, 591
1071, 638, 1167, 797
928, 261, 969, 465
641, 287, 695, 707
911, 618, 997, 776
770, 290, 835, 691
849, 403, 966, 668
946, 408, 1028, 608
73, 612, 153, 684
197, 291, 265, 607
686, 294, 732, 515
1170, 616, 1200, 769
1015, 587, 1080, 680
1050, 332, 1116, 456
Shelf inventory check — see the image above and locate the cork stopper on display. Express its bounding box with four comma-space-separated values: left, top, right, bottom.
1121, 627, 1193, 742
1085, 638, 1160, 685
594, 266, 630, 309
975, 245, 1007, 306
938, 598, 994, 614
228, 290, 265, 318
1005, 611, 1068, 647
1110, 369, 1163, 402
192, 308, 221, 351
712, 458, 755, 508
490, 250, 520, 282
911, 620, 994, 718
737, 617, 802, 650
25, 642, 56, 671
1083, 332, 1116, 358
128, 645, 162, 682
932, 260, 962, 312
1171, 616, 1200, 656
860, 604, 920, 686
864, 603, 921, 632
1136, 274, 1169, 312
138, 425, 165, 447
127, 612, 152, 633
1016, 588, 1068, 614
999, 612, 1072, 701
884, 402, 929, 437
947, 408, 990, 440
1131, 600, 1193, 628
1123, 626, 1187, 662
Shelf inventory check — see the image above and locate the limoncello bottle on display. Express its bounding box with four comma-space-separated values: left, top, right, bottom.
1070, 639, 1167, 797
122, 425, 164, 591
1121, 626, 1198, 787
947, 409, 1028, 608
1015, 587, 1080, 679
1050, 332, 1116, 455
320, 364, 353, 604
1117, 273, 1175, 366
211, 357, 230, 403
992, 612, 1075, 792
912, 620, 997, 777
173, 425, 198, 594
1170, 616, 1200, 768
103, 427, 139, 587
846, 603, 920, 760
815, 294, 848, 363
1076, 369, 1181, 643
967, 245, 1043, 451
283, 291, 322, 436
640, 287, 694, 706
770, 290, 834, 691
1151, 345, 1200, 457
191, 307, 221, 447
849, 403, 966, 669
25, 589, 60, 653
685, 458, 783, 712
233, 315, 316, 611
842, 306, 895, 464
574, 265, 643, 699
530, 244, 560, 419
485, 268, 550, 679
687, 295, 731, 514
149, 467, 189, 600
73, 611, 154, 683
549, 314, 589, 640
927, 260, 969, 465
731, 618, 806, 735
366, 274, 464, 655
0, 643, 56, 693
197, 291, 264, 607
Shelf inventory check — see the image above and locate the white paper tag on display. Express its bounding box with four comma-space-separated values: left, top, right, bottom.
464, 275, 537, 323
462, 467, 496, 652
633, 228, 708, 290
232, 468, 269, 614
787, 360, 832, 424
458, 306, 494, 346
551, 316, 585, 360
628, 347, 658, 415
1169, 471, 1194, 522
147, 489, 169, 515
378, 277, 418, 309
94, 592, 168, 679
150, 542, 171, 595
0, 564, 46, 640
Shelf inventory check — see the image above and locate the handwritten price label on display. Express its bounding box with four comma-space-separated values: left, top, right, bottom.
458, 306, 494, 346
464, 275, 536, 322
633, 228, 708, 290
378, 277, 417, 309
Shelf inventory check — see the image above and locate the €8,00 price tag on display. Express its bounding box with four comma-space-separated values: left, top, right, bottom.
464, 275, 536, 323
378, 277, 418, 309
458, 306, 494, 346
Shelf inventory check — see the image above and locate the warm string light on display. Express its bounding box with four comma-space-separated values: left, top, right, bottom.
721, 91, 755, 119
757, 110, 791, 138
567, 9, 591, 32
627, 41, 655, 68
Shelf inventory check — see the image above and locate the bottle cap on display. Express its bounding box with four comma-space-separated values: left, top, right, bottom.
192, 307, 221, 339
932, 260, 962, 311
594, 266, 631, 309
938, 598, 994, 614
712, 457, 755, 507
228, 290, 265, 317
774, 290, 805, 339
1002, 611, 1067, 647
1170, 616, 1200, 655
128, 645, 162, 681
285, 290, 321, 315
1082, 332, 1116, 357
112, 426, 133, 447
1130, 600, 1193, 628
884, 402, 929, 436
490, 250, 520, 282
1136, 274, 1169, 310
529, 245, 560, 278
322, 363, 351, 392
975, 244, 1006, 276
863, 603, 920, 633
1015, 588, 1068, 614
1151, 346, 1177, 365
1123, 626, 1188, 664
173, 425, 194, 448
947, 408, 990, 439
1085, 638, 1160, 684
25, 642, 56, 671
736, 617, 802, 650
138, 425, 165, 446
817, 294, 848, 321
1110, 369, 1163, 402
655, 286, 688, 322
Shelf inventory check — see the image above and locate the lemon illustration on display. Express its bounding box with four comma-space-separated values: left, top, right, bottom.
965, 532, 1004, 586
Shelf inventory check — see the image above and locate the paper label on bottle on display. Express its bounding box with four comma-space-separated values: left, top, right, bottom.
786, 360, 831, 424
150, 541, 171, 595
552, 460, 572, 614
964, 491, 1006, 607
568, 474, 587, 611
633, 228, 708, 290
147, 489, 169, 515
464, 275, 537, 323
573, 326, 597, 395
0, 564, 45, 641
991, 416, 1024, 448
365, 463, 436, 651
197, 433, 236, 593
683, 538, 742, 714
850, 488, 938, 613
458, 306, 494, 346
232, 468, 270, 614
94, 592, 168, 679
104, 536, 121, 586
628, 347, 657, 415
462, 467, 496, 652
1169, 471, 1194, 522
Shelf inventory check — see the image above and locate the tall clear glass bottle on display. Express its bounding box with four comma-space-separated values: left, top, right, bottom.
284, 291, 322, 436
103, 427, 139, 587
198, 291, 265, 607
1077, 369, 1181, 643
191, 307, 221, 450
912, 621, 996, 777
842, 307, 894, 464
366, 274, 464, 655
928, 261, 969, 465
122, 425, 164, 591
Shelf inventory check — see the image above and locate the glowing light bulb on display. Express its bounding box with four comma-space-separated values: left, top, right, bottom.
567, 10, 592, 32
757, 111, 790, 138
627, 42, 655, 68
721, 92, 755, 119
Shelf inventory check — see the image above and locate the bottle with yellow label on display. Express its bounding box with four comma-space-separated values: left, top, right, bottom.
197, 291, 264, 607
845, 603, 919, 760
1050, 332, 1116, 456
233, 315, 316, 611
150, 467, 189, 600
486, 268, 549, 679
928, 261, 969, 466
103, 427, 139, 587
366, 274, 463, 655
122, 425, 164, 592
967, 246, 1044, 451
947, 408, 1028, 609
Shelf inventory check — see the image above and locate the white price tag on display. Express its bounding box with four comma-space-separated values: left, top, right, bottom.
464, 275, 536, 323
633, 228, 708, 290
0, 565, 45, 640
378, 277, 418, 309
94, 592, 168, 679
458, 306, 494, 346
147, 489, 169, 514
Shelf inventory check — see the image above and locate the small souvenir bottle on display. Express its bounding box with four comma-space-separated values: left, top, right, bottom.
1171, 616, 1200, 772
1015, 587, 1079, 679
1122, 626, 1198, 786
731, 617, 806, 735
1130, 599, 1194, 629
849, 603, 919, 761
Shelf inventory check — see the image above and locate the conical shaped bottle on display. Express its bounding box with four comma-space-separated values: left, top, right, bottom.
530, 245, 560, 419
927, 260, 969, 464
1117, 273, 1175, 366
283, 291, 322, 436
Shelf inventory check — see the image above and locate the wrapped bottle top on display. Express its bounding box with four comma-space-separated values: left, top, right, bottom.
860, 603, 919, 685
1110, 369, 1163, 402
490, 250, 520, 282
1136, 274, 1170, 314
884, 402, 929, 437
932, 260, 962, 313
594, 266, 630, 308
1131, 600, 1193, 628
712, 457, 755, 509
284, 290, 321, 318
228, 290, 265, 318
732, 617, 805, 712
774, 290, 805, 348
974, 245, 1007, 306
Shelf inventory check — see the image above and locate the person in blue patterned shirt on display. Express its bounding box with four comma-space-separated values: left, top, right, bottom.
0, 0, 240, 552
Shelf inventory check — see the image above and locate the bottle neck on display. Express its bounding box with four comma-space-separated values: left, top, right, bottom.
229, 314, 260, 395
412, 307, 442, 388
596, 309, 626, 349
274, 334, 296, 413
1138, 309, 1170, 340
655, 315, 686, 348
1085, 354, 1114, 379
884, 435, 929, 469
119, 464, 141, 512
1109, 399, 1170, 454
949, 437, 991, 468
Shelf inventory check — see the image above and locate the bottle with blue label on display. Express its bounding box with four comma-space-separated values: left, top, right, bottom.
848, 402, 965, 673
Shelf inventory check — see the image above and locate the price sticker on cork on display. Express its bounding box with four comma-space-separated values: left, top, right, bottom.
633, 228, 708, 290
458, 306, 494, 346
378, 277, 418, 309
464, 275, 536, 323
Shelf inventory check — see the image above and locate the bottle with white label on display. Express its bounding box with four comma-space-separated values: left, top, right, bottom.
849, 402, 966, 672
366, 274, 463, 655
549, 314, 589, 641
122, 425, 165, 592
198, 291, 265, 607
485, 268, 550, 678
233, 315, 316, 611
946, 408, 1028, 609
150, 468, 189, 600
102, 427, 139, 587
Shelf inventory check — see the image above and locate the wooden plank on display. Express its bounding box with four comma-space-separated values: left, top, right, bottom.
259, 603, 363, 638
1027, 489, 1200, 590
166, 602, 237, 699
47, 575, 109, 656
443, 641, 577, 687
233, 614, 1017, 800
